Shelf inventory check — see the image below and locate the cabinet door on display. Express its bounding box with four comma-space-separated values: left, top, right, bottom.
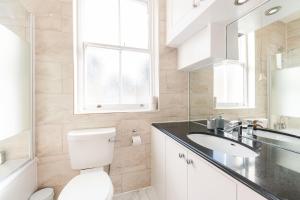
165, 137, 188, 200
151, 127, 166, 200
237, 183, 267, 200
187, 151, 236, 200
171, 0, 193, 28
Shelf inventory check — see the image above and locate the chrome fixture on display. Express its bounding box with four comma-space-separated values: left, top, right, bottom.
234, 0, 249, 6
265, 6, 282, 16
178, 153, 185, 159
186, 159, 194, 165
193, 0, 204, 8
223, 120, 243, 138
0, 151, 6, 165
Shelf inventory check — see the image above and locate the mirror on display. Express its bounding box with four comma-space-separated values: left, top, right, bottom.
0, 0, 33, 180
189, 0, 300, 138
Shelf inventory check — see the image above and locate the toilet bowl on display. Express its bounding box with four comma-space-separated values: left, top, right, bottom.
58, 128, 116, 200
58, 170, 113, 200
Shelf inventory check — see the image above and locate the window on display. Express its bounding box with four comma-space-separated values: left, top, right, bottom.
214, 32, 255, 109
74, 0, 158, 113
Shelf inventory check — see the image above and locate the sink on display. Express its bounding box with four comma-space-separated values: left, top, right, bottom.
187, 134, 259, 158
254, 130, 300, 144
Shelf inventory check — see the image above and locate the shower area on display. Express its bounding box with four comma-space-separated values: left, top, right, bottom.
0, 0, 34, 184
267, 13, 300, 136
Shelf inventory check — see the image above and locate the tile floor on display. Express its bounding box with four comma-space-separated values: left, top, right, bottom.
113, 187, 158, 200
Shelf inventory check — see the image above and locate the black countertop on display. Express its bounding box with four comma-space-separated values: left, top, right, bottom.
152, 121, 300, 200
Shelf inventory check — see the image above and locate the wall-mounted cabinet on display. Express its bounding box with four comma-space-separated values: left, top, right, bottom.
151, 127, 268, 200
166, 0, 268, 70
166, 0, 216, 47
177, 23, 226, 70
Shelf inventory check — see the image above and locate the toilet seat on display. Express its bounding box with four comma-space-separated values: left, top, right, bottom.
58, 170, 113, 200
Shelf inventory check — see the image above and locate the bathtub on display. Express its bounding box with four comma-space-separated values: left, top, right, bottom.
0, 159, 37, 200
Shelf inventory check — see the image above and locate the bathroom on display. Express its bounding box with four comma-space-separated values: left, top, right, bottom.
0, 0, 299, 199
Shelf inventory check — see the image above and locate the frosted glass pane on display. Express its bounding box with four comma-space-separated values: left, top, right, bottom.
0, 24, 31, 141
85, 47, 120, 105
121, 0, 149, 49
272, 67, 300, 117
121, 51, 151, 104
81, 0, 119, 45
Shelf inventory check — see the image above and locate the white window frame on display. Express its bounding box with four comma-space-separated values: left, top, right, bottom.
214, 60, 249, 109
73, 0, 159, 114
214, 32, 255, 109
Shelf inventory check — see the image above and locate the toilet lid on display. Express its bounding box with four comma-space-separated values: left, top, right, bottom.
58, 171, 113, 200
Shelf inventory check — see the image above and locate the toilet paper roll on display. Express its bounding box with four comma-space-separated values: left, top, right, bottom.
132, 135, 142, 146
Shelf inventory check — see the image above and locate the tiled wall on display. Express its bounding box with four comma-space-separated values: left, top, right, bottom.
20, 0, 188, 196
189, 21, 288, 121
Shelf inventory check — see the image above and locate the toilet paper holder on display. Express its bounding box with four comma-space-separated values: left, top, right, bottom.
131, 129, 142, 146
108, 138, 119, 143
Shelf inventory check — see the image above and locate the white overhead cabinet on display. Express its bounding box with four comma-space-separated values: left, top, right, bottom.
166, 0, 268, 70
151, 127, 268, 200
166, 0, 215, 46
177, 23, 226, 71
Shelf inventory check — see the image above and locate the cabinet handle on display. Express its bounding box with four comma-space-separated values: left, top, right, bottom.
193, 0, 203, 8
193, 0, 198, 8
186, 159, 193, 165
178, 153, 185, 159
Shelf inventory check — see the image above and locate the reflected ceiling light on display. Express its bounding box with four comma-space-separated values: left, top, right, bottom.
234, 0, 249, 6
265, 6, 282, 16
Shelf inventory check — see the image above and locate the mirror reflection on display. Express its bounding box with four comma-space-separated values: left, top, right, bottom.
189, 0, 300, 147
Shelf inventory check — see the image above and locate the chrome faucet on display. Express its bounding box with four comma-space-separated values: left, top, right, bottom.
0, 151, 6, 165
223, 120, 243, 138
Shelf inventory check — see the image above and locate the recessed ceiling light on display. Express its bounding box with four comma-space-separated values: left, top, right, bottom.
234, 0, 249, 6
265, 6, 282, 16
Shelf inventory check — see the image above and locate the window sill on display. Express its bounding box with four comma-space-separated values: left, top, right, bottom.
74, 108, 159, 115
215, 106, 255, 110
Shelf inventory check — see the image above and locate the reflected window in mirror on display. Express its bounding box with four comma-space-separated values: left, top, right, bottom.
214, 32, 255, 109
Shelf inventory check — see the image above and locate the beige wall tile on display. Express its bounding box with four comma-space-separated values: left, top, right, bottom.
36, 124, 63, 156
23, 0, 189, 196
122, 170, 150, 192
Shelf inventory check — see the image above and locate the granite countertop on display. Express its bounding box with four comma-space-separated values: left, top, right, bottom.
152, 121, 300, 200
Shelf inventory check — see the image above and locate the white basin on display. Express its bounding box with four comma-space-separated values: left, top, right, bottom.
254, 130, 300, 144
187, 134, 259, 158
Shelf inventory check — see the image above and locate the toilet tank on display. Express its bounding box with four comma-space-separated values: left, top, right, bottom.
67, 128, 116, 170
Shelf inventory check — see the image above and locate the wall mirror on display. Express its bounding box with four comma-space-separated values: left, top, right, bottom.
227, 0, 300, 135
190, 0, 300, 139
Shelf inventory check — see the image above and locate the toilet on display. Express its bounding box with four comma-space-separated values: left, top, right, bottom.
58, 128, 116, 200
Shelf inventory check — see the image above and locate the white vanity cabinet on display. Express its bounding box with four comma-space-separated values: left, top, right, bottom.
237, 183, 267, 200
151, 127, 166, 200
187, 150, 236, 200
151, 126, 268, 200
165, 138, 188, 200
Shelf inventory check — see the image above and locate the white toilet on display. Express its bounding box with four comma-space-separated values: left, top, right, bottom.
58, 128, 116, 200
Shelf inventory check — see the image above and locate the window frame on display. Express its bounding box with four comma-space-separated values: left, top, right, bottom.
214, 32, 255, 110
73, 0, 159, 114
214, 61, 249, 109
